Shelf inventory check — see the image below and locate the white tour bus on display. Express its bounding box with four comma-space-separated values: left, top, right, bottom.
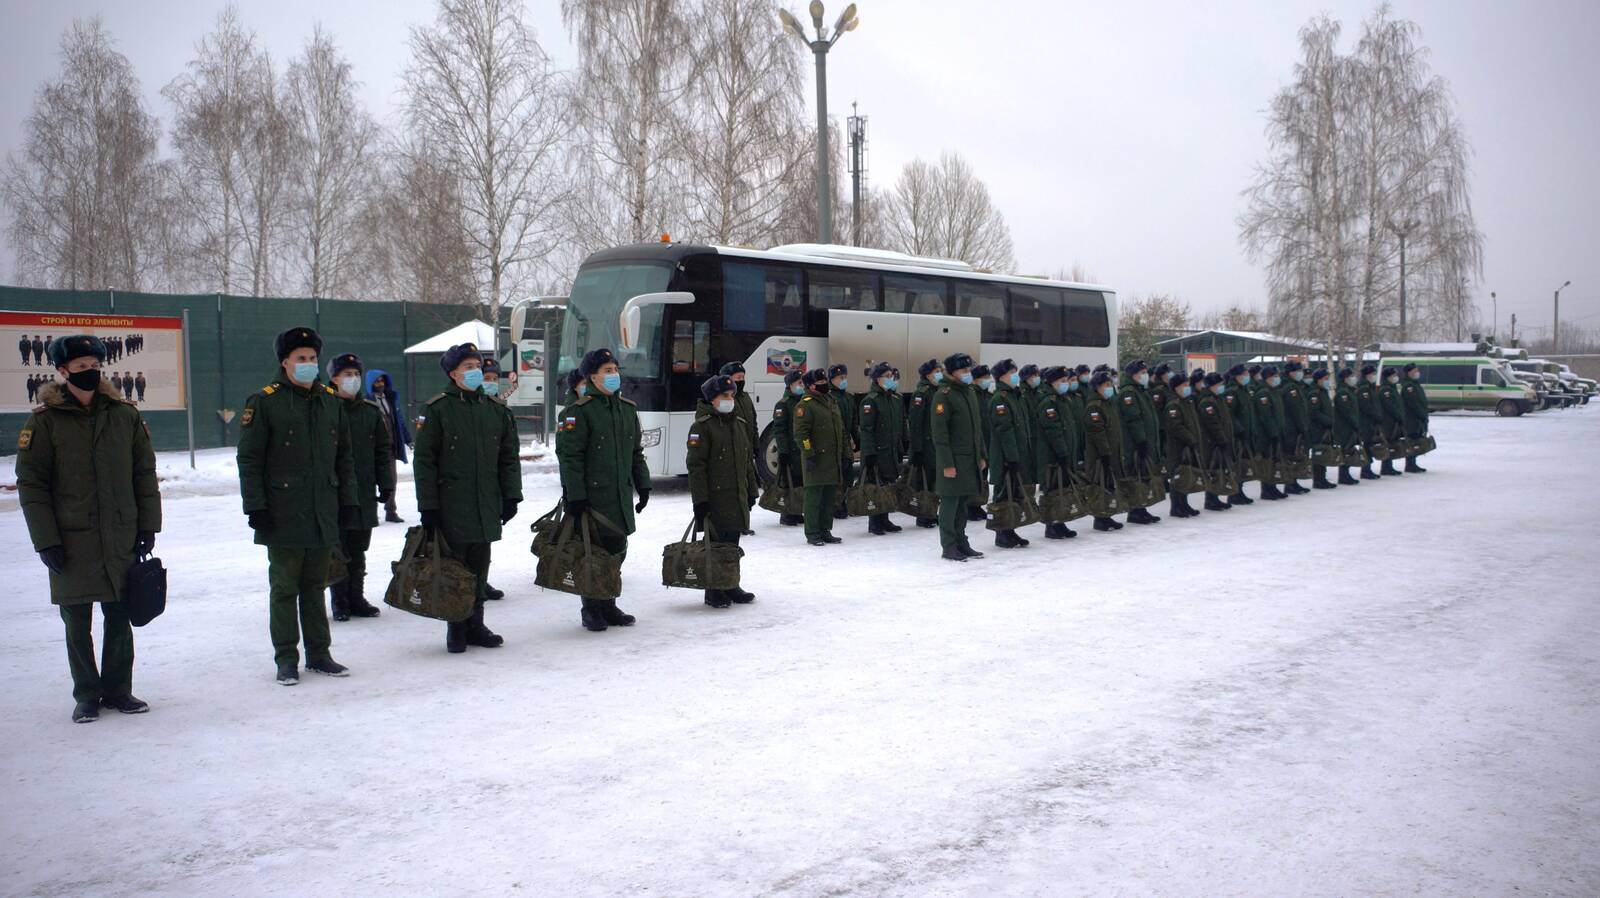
528, 241, 1119, 481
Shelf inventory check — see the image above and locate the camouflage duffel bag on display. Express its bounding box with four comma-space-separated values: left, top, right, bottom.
324, 544, 350, 588
1171, 464, 1206, 494
1368, 440, 1393, 461
758, 467, 801, 516
1203, 464, 1239, 496
1083, 472, 1126, 518
845, 471, 898, 517
1309, 443, 1339, 465
1411, 434, 1437, 456
661, 518, 743, 591
535, 512, 623, 600
1338, 445, 1369, 467
895, 465, 940, 518
986, 472, 1040, 531
383, 526, 477, 623
1039, 467, 1087, 523
1239, 453, 1268, 483
529, 500, 565, 557
1142, 468, 1166, 504
1284, 453, 1313, 480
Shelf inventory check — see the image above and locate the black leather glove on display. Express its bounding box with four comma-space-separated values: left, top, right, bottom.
339, 505, 359, 529
634, 490, 650, 513
565, 498, 589, 518
247, 509, 272, 533
420, 509, 442, 534
501, 499, 519, 524
134, 531, 156, 556
39, 545, 66, 574
693, 501, 710, 521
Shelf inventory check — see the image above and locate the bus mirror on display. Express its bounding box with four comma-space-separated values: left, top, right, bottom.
619, 291, 694, 350
509, 302, 529, 344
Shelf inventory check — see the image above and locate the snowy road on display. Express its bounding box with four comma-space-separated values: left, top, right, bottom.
2, 411, 1597, 897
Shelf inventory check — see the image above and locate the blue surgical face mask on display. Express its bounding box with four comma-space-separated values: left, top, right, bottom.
790, 382, 805, 396
575, 382, 587, 396
1290, 371, 1304, 382
834, 379, 848, 391
482, 381, 500, 397
1241, 375, 1251, 386
1066, 379, 1078, 391
1212, 384, 1226, 395
1026, 376, 1041, 388
1344, 376, 1357, 387
603, 372, 623, 393
931, 371, 944, 384
980, 378, 995, 392
884, 378, 898, 391
1135, 373, 1149, 386
460, 368, 484, 390
1179, 385, 1193, 398
1366, 374, 1378, 384
1055, 381, 1071, 395
958, 372, 974, 385
1268, 376, 1281, 388
291, 362, 319, 384
1100, 385, 1115, 399
1006, 373, 1020, 387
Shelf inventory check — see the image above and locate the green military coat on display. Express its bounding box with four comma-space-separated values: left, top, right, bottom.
1161, 386, 1201, 468
1279, 379, 1310, 452
1196, 390, 1233, 467
1082, 391, 1126, 481
771, 389, 804, 457
17, 381, 162, 604
1036, 390, 1079, 477
1222, 383, 1254, 458
555, 388, 650, 535
1256, 383, 1284, 451
1307, 383, 1334, 444
1400, 376, 1430, 436
930, 379, 986, 497
732, 387, 759, 458
834, 388, 860, 453
342, 394, 396, 530
415, 384, 523, 545
1378, 380, 1405, 440
1333, 383, 1361, 448
1116, 375, 1160, 470
686, 399, 757, 537
986, 381, 1036, 485
791, 389, 847, 487
1356, 381, 1383, 442
237, 375, 358, 549
858, 384, 904, 480
907, 379, 938, 464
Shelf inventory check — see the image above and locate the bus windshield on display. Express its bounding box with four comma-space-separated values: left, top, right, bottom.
557, 262, 673, 382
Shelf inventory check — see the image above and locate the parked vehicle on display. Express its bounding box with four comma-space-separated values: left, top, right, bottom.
1385, 355, 1538, 416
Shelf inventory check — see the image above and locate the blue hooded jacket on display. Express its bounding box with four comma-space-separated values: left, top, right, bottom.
364, 368, 411, 462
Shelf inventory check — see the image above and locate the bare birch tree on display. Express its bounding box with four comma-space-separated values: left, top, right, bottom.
285, 26, 378, 298
405, 0, 568, 329
3, 18, 170, 291
358, 139, 479, 305
883, 152, 1015, 271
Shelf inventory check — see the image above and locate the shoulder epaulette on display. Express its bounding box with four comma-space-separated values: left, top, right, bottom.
800, 395, 813, 402
425, 392, 449, 406
261, 383, 279, 395
693, 413, 711, 424
618, 395, 638, 407
324, 385, 337, 395
573, 394, 592, 406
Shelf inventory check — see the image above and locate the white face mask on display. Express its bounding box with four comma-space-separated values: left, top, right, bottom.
337, 375, 362, 396
715, 398, 735, 414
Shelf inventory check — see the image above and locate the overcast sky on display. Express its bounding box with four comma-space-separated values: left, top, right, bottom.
2, 0, 1597, 337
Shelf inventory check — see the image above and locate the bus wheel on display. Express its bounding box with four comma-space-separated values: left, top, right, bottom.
756, 426, 782, 486
1496, 399, 1522, 417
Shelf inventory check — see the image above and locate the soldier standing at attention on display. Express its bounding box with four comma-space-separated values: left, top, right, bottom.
18, 335, 161, 723
1197, 372, 1235, 512
770, 369, 808, 526
1377, 366, 1406, 477
237, 327, 358, 685
1400, 362, 1430, 473
687, 375, 758, 608
555, 348, 651, 631
858, 362, 904, 536
1036, 366, 1080, 539
1221, 365, 1256, 506
907, 359, 943, 529
828, 364, 858, 520
986, 358, 1035, 548
326, 353, 391, 621
1161, 369, 1202, 518
1084, 370, 1127, 532
1333, 367, 1363, 486
1278, 362, 1312, 494
930, 353, 986, 561
1116, 360, 1162, 525
792, 368, 846, 546
1356, 363, 1384, 480
477, 356, 516, 602
1308, 369, 1338, 489
719, 362, 759, 460
1255, 366, 1287, 501
968, 364, 994, 522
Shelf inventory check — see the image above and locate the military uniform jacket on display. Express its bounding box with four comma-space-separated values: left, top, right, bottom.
1307, 385, 1334, 443
1116, 376, 1160, 471
342, 395, 396, 530
555, 389, 649, 536
907, 380, 938, 461
834, 389, 860, 451
732, 388, 759, 458
1196, 391, 1233, 465
930, 380, 986, 497
1036, 391, 1079, 475
1065, 390, 1089, 459
1083, 392, 1127, 481
858, 384, 904, 480
1356, 381, 1383, 442
1162, 389, 1201, 468
791, 389, 847, 487
1279, 380, 1310, 447
687, 400, 757, 537
1223, 384, 1255, 456
1400, 377, 1430, 436
772, 390, 804, 456
1257, 384, 1284, 446
985, 382, 1037, 485
237, 376, 358, 549
16, 381, 162, 605
1333, 384, 1361, 446
1378, 381, 1405, 439
415, 384, 522, 545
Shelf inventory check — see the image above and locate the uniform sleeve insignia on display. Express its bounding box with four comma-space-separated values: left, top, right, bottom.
1204, 406, 1214, 415
802, 439, 812, 450
996, 404, 1007, 415
1259, 396, 1269, 404
935, 403, 946, 415
241, 407, 255, 426
1045, 408, 1057, 418
795, 407, 805, 418
324, 385, 336, 394
17, 428, 32, 450
774, 407, 784, 418
1123, 395, 1134, 405
913, 397, 924, 406
1089, 411, 1102, 421
1169, 408, 1180, 418
561, 415, 578, 432
863, 404, 873, 414
687, 432, 701, 446
1225, 395, 1234, 405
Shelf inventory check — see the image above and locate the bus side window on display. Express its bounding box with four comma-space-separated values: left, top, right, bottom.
724, 261, 804, 335
808, 267, 880, 330
884, 275, 946, 316
1062, 289, 1112, 347
1007, 284, 1064, 344
952, 280, 1007, 341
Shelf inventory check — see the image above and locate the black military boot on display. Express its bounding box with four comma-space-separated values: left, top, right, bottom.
580, 599, 608, 632
601, 600, 636, 626
967, 505, 988, 522
705, 589, 732, 609
465, 602, 504, 647
1204, 492, 1230, 511
820, 533, 842, 544
1381, 459, 1401, 476
868, 515, 888, 535
102, 694, 149, 714
329, 582, 351, 622
958, 543, 985, 558
72, 699, 100, 722
276, 662, 300, 684
1168, 493, 1189, 518
780, 514, 804, 526
1260, 482, 1285, 501
1044, 522, 1067, 539
1182, 493, 1202, 515
347, 577, 381, 617
942, 546, 969, 562
882, 517, 903, 533
484, 584, 506, 600
995, 529, 1021, 548
1093, 516, 1117, 531
1128, 507, 1161, 524
446, 620, 468, 652
1285, 480, 1310, 495
1012, 530, 1030, 547
729, 587, 756, 604
1338, 467, 1360, 485
1360, 462, 1379, 480
916, 517, 936, 529
1405, 457, 1426, 473
1312, 467, 1336, 489
1229, 489, 1255, 505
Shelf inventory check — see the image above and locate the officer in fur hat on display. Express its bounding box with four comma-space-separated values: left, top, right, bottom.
930, 353, 987, 560
687, 375, 758, 608
857, 361, 905, 536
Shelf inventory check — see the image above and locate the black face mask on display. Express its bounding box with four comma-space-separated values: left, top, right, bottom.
733, 380, 744, 393
66, 368, 102, 391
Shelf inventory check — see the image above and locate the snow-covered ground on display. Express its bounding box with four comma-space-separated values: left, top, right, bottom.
2, 411, 1597, 898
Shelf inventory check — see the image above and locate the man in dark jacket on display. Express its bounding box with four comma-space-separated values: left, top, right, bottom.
1116, 360, 1163, 524
906, 358, 943, 529
688, 375, 759, 608
1084, 370, 1128, 532
364, 368, 411, 523
1196, 372, 1234, 511
1333, 367, 1363, 486
1400, 362, 1430, 472
1278, 362, 1312, 494
1377, 366, 1406, 477
327, 353, 393, 621
415, 343, 523, 650
1036, 366, 1080, 539
1160, 369, 1202, 518
1308, 369, 1338, 489
555, 347, 651, 631
929, 353, 986, 561
719, 361, 759, 536
238, 327, 359, 685
857, 361, 904, 536
1356, 363, 1384, 480
770, 370, 808, 526
986, 358, 1036, 548
18, 335, 161, 723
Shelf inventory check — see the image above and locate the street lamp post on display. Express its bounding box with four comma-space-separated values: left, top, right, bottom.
1490, 291, 1497, 341
780, 3, 859, 245
1388, 218, 1420, 342
1553, 280, 1571, 352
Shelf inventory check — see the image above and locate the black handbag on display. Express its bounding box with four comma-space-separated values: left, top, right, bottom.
125, 553, 167, 627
